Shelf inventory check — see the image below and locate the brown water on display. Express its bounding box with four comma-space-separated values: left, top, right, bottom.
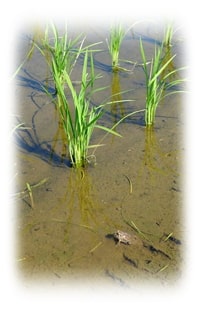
13, 22, 185, 288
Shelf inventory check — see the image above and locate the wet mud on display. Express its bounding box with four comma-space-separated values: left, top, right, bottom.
13, 22, 185, 288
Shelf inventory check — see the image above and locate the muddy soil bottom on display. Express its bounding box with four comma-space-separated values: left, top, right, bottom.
15, 119, 184, 288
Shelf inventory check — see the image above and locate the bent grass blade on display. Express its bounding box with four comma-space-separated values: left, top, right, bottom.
26, 182, 34, 209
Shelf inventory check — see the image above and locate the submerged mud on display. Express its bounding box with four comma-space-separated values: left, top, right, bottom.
13, 22, 185, 287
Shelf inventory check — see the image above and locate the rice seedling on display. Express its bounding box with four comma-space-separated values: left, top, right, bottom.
34, 23, 102, 95
29, 24, 145, 168
140, 38, 186, 127
106, 21, 144, 72
34, 24, 142, 168
34, 24, 84, 94
54, 50, 143, 167
53, 50, 123, 168
163, 23, 173, 47
106, 23, 125, 71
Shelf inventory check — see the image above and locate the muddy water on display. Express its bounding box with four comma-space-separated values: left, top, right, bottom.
13, 22, 185, 287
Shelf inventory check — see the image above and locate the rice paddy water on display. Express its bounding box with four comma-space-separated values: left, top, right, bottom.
14, 21, 185, 285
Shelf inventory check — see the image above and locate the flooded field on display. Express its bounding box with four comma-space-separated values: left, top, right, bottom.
13, 21, 185, 288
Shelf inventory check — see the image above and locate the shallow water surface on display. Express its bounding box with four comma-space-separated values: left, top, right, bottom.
14, 22, 185, 287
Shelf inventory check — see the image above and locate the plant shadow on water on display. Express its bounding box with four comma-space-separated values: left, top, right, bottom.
16, 68, 56, 96
15, 108, 71, 168
14, 22, 185, 286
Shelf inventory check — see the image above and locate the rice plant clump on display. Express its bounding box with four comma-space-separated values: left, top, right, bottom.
140, 39, 185, 127
107, 24, 125, 71
54, 50, 121, 168
33, 24, 117, 168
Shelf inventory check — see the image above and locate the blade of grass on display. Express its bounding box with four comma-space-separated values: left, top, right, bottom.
26, 182, 34, 209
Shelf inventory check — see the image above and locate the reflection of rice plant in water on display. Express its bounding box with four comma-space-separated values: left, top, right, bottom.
110, 72, 125, 124
106, 23, 125, 71
140, 39, 185, 127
